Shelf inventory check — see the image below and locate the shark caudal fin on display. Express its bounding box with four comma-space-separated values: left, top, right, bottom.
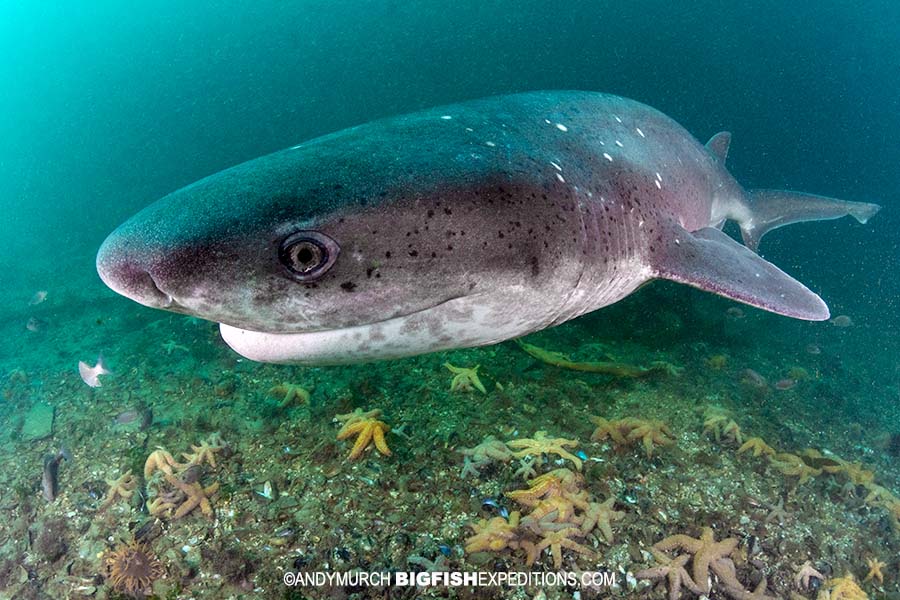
738, 190, 880, 252
650, 221, 830, 321
703, 133, 881, 251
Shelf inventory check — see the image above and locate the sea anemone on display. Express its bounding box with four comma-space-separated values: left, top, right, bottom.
105, 539, 164, 598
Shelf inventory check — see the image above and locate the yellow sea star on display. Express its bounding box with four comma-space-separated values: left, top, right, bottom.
769, 452, 823, 484
653, 526, 739, 594
459, 435, 514, 463
182, 434, 225, 468
464, 511, 521, 553
335, 408, 392, 460
863, 557, 885, 584
636, 549, 703, 600
579, 496, 625, 541
507, 431, 582, 470
163, 473, 219, 519
622, 418, 675, 458
268, 383, 310, 406
737, 437, 776, 458
144, 448, 187, 479
523, 526, 594, 569
444, 363, 487, 394
818, 574, 868, 600
702, 408, 743, 444
161, 340, 188, 354
711, 558, 779, 600
794, 560, 826, 590
589, 416, 628, 445
505, 468, 584, 507
100, 470, 137, 510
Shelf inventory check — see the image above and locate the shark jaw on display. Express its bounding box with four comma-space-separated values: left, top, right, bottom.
218, 290, 557, 365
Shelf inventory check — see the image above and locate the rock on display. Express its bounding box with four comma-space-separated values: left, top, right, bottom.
22, 401, 54, 441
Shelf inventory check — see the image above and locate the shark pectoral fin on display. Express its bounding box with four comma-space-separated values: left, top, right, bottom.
705, 131, 732, 164
651, 223, 830, 321
740, 189, 881, 252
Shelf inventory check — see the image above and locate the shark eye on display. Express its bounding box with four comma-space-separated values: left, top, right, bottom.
279, 231, 340, 281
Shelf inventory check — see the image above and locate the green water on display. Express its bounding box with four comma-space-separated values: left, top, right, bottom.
1, 2, 898, 599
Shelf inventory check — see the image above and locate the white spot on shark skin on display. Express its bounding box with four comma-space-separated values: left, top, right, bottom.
555, 173, 566, 183
636, 127, 645, 138
614, 115, 622, 123
655, 172, 662, 181
603, 153, 613, 162
655, 180, 662, 189
615, 140, 624, 147
544, 119, 551, 124
598, 141, 605, 146
440, 115, 452, 120
555, 123, 568, 132
290, 144, 303, 150
465, 127, 473, 132
550, 161, 562, 171
485, 141, 496, 147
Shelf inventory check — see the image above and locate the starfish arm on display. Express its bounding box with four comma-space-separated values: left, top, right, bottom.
372, 424, 392, 456
337, 420, 369, 439
348, 426, 374, 459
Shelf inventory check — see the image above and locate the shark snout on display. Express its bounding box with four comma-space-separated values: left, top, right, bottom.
96, 235, 176, 310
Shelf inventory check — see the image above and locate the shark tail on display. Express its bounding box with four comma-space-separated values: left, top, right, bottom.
739, 189, 880, 252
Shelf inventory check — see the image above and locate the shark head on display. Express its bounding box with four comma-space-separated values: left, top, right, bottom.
97, 115, 574, 364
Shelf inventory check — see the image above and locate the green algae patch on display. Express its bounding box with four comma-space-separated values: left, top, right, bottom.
22, 401, 54, 441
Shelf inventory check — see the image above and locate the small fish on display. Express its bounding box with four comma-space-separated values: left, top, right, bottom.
830, 315, 854, 327
42, 446, 72, 502
28, 290, 47, 305
256, 481, 275, 500
78, 356, 110, 388
775, 378, 797, 391
740, 368, 768, 388
805, 343, 822, 355
26, 317, 46, 332
114, 409, 140, 425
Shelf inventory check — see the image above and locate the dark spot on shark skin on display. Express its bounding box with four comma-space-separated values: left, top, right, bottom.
340, 281, 357, 292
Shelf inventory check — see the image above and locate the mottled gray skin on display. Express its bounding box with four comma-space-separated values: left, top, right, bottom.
97, 91, 878, 364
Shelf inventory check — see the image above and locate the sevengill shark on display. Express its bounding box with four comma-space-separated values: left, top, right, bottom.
96, 92, 880, 364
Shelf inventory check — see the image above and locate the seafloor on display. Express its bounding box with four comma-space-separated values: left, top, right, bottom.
1, 258, 898, 600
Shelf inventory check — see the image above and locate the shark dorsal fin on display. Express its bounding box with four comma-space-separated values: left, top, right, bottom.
706, 131, 732, 164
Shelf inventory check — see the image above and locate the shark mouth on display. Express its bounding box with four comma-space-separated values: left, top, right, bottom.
218, 292, 532, 365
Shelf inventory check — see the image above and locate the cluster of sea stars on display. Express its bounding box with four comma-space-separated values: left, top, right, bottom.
465, 468, 624, 570
701, 406, 744, 445
704, 407, 900, 530
589, 416, 676, 458
142, 433, 225, 520
636, 527, 781, 600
